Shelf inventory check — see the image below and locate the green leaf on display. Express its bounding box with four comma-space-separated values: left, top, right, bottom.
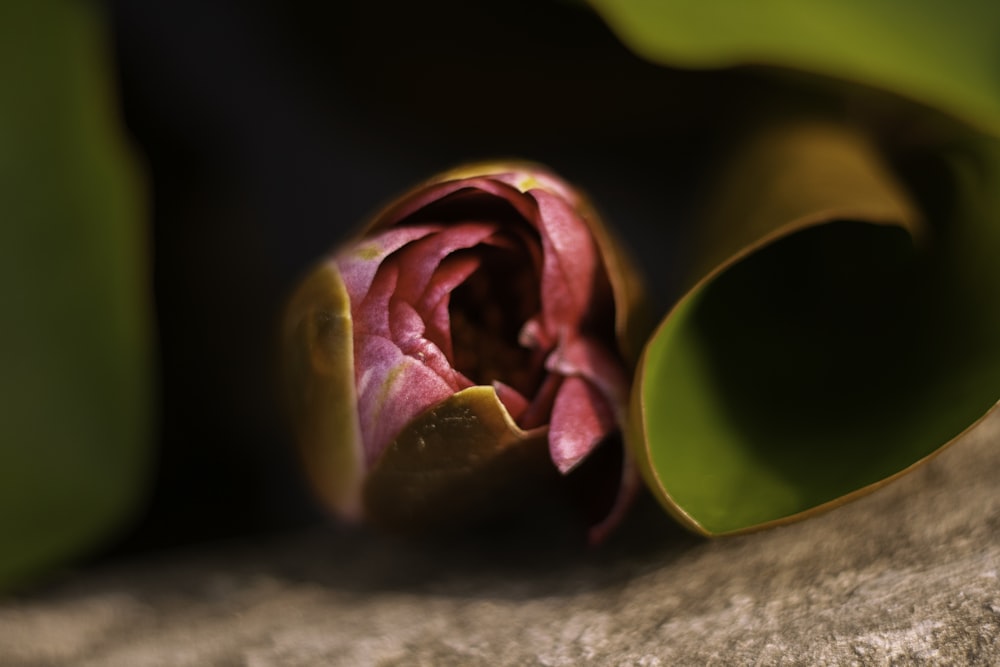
630, 121, 1000, 535
588, 0, 1000, 137
0, 2, 151, 589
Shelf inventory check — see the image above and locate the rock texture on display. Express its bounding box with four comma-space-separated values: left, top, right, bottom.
2, 408, 999, 666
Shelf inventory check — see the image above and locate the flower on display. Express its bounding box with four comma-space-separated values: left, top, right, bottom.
283, 162, 645, 542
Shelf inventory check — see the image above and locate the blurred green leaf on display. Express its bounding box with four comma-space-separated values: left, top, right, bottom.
588, 0, 1000, 137
631, 122, 1000, 534
0, 2, 151, 588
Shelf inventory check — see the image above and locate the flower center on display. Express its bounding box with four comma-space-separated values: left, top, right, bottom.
449, 241, 543, 398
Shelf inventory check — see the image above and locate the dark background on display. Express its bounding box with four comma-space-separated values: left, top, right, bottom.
106, 0, 774, 551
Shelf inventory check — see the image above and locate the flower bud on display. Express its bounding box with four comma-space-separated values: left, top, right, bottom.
284, 163, 647, 542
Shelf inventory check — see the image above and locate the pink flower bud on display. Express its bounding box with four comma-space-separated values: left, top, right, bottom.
284, 163, 646, 543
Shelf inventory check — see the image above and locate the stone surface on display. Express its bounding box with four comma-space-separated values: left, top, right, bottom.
1, 408, 998, 666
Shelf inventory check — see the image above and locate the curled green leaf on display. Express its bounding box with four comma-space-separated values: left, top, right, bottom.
631, 120, 1000, 535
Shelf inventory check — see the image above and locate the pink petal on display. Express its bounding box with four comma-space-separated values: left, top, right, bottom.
587, 456, 641, 546
352, 261, 399, 337
518, 317, 555, 352
389, 297, 465, 390
390, 222, 498, 304
383, 178, 540, 227
419, 253, 482, 359
354, 333, 461, 466
530, 188, 601, 334
548, 375, 617, 474
335, 225, 441, 306
546, 335, 630, 413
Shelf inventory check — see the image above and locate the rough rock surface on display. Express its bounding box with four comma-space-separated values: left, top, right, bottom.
2, 409, 998, 666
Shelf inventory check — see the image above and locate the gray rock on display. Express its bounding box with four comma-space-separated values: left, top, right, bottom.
2, 408, 998, 666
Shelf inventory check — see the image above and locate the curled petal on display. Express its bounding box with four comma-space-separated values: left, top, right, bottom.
336, 225, 441, 307
587, 455, 641, 546
380, 177, 541, 229
547, 335, 631, 415
354, 334, 466, 466
388, 222, 499, 304
418, 253, 482, 359
389, 299, 462, 389
549, 375, 617, 474
530, 188, 603, 333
